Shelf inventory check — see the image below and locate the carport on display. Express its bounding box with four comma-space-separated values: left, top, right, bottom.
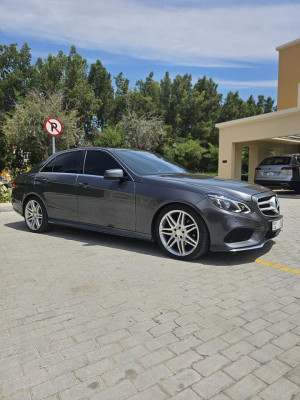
216, 107, 300, 182
216, 38, 300, 182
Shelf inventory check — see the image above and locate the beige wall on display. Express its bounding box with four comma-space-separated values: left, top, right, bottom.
217, 108, 300, 181
277, 40, 300, 110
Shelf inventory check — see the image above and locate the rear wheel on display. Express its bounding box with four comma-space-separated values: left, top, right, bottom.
156, 205, 209, 261
24, 198, 50, 233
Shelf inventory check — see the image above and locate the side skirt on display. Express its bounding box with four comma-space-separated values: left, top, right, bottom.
48, 218, 153, 242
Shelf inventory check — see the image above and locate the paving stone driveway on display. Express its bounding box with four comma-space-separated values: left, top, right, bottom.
0, 196, 299, 400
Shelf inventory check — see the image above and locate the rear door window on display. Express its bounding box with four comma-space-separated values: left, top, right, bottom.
41, 151, 82, 173
260, 157, 291, 166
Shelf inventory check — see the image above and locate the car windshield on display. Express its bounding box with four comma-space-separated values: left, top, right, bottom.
114, 150, 187, 175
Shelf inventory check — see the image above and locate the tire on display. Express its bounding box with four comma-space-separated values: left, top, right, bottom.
155, 204, 210, 261
24, 197, 50, 233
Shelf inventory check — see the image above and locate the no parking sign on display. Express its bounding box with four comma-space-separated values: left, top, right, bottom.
45, 118, 63, 154
45, 118, 63, 137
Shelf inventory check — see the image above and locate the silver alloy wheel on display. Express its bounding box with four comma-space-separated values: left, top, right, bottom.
159, 210, 200, 256
25, 199, 43, 231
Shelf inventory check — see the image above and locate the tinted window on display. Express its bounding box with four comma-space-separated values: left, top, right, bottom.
41, 158, 56, 173
260, 156, 291, 166
84, 151, 120, 176
114, 150, 187, 175
52, 152, 81, 173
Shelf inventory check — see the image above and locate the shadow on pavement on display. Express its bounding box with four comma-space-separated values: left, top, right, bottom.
275, 190, 300, 199
5, 220, 276, 268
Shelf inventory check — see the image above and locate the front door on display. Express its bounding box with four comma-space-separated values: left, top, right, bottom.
77, 150, 135, 231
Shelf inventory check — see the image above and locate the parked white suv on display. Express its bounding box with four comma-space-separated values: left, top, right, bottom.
254, 154, 300, 194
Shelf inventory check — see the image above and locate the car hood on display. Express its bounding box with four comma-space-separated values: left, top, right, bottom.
142, 173, 273, 201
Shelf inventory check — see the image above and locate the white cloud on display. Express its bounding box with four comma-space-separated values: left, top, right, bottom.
0, 0, 299, 67
216, 79, 278, 88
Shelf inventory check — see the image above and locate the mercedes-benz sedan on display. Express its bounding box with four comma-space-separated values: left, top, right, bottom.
12, 148, 283, 261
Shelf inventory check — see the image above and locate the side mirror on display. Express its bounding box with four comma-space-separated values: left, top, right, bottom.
104, 169, 125, 180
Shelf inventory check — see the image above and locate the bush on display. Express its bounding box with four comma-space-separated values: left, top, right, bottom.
0, 184, 12, 203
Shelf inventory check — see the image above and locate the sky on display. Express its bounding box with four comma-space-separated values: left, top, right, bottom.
0, 0, 299, 103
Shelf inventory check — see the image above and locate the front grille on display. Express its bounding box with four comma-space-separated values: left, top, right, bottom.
257, 195, 280, 217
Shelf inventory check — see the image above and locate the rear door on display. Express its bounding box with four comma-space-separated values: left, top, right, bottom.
34, 150, 83, 221
77, 150, 135, 231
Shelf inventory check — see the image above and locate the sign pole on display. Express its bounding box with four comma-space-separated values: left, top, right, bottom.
52, 136, 55, 154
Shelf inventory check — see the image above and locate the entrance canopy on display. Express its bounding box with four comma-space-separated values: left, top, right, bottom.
216, 107, 300, 182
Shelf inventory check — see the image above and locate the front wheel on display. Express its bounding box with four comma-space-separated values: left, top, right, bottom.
156, 205, 210, 261
24, 197, 50, 233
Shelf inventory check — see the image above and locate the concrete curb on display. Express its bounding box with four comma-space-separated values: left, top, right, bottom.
0, 203, 13, 212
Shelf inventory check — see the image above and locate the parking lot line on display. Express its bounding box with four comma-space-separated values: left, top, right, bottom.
245, 256, 300, 275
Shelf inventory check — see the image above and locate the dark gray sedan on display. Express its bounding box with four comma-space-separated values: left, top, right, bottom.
12, 148, 283, 260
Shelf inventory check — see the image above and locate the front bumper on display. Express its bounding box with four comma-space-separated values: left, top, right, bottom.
196, 196, 282, 252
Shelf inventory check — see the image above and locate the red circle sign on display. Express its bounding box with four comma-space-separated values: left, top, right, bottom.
45, 118, 63, 137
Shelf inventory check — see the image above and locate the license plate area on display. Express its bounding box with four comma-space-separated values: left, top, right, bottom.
272, 218, 283, 231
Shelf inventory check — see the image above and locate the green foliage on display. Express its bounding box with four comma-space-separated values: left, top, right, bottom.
120, 111, 166, 152
0, 185, 11, 203
94, 126, 122, 148
3, 90, 83, 165
164, 139, 206, 172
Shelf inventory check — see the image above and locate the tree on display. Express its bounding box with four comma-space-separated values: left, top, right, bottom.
120, 111, 166, 152
218, 91, 247, 122
0, 43, 34, 171
64, 46, 95, 135
113, 72, 130, 123
32, 51, 67, 95
94, 126, 122, 148
3, 90, 83, 165
88, 60, 114, 130
164, 139, 206, 172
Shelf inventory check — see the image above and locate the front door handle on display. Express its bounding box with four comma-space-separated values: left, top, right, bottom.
79, 182, 89, 188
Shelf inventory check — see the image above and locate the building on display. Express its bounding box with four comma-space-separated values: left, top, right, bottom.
216, 39, 300, 182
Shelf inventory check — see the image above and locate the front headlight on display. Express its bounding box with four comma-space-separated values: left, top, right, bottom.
207, 194, 251, 214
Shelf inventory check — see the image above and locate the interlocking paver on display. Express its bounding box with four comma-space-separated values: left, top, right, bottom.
89, 380, 137, 400
223, 355, 260, 380
193, 370, 233, 399
259, 377, 299, 400
59, 376, 107, 400
161, 369, 201, 396
31, 372, 78, 399
224, 374, 266, 400
102, 361, 144, 387
166, 350, 201, 373
277, 345, 300, 367
193, 353, 230, 377
2, 369, 48, 397
133, 364, 172, 391
253, 358, 291, 384
0, 198, 299, 400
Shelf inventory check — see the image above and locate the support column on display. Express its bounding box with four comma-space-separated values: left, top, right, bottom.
248, 145, 259, 183
233, 143, 242, 180
218, 133, 242, 180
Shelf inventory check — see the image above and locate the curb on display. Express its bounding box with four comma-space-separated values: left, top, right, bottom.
0, 203, 13, 212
